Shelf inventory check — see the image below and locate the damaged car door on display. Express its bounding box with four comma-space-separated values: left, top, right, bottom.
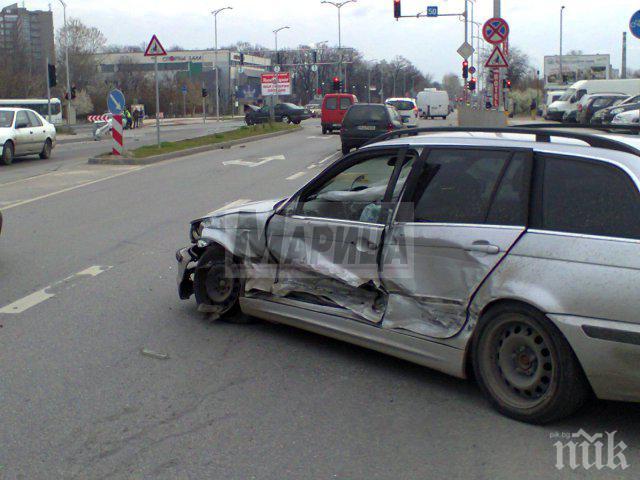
266, 147, 416, 323
381, 147, 532, 338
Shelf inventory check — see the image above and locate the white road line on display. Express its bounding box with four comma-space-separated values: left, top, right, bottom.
286, 172, 306, 180
0, 265, 112, 315
1, 168, 143, 211
0, 171, 59, 188
319, 152, 340, 164
306, 164, 317, 170
206, 198, 251, 216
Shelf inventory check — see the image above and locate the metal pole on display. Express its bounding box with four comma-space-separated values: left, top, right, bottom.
622, 32, 628, 79
338, 6, 342, 90
560, 6, 565, 85
493, 0, 500, 17
203, 81, 207, 124
154, 56, 160, 148
274, 31, 279, 114
59, 0, 71, 125
367, 68, 371, 103
215, 14, 219, 121
464, 0, 468, 102
183, 90, 186, 117
45, 56, 52, 123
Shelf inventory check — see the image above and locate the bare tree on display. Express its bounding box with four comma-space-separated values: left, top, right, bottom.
56, 18, 107, 92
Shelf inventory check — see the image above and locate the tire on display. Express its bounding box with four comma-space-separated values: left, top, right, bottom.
472, 303, 590, 424
322, 127, 327, 134
245, 116, 253, 126
2, 141, 14, 165
282, 115, 292, 124
193, 246, 253, 323
341, 144, 351, 154
293, 120, 301, 125
39, 139, 52, 159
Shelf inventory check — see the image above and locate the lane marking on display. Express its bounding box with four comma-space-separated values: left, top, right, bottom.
306, 136, 334, 140
223, 155, 285, 168
319, 152, 340, 164
206, 198, 251, 216
0, 265, 112, 315
1, 168, 143, 211
286, 172, 306, 181
0, 171, 59, 188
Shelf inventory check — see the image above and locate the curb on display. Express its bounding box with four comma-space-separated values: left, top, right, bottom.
88, 127, 301, 166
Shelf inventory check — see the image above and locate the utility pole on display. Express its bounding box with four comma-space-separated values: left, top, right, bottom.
321, 1, 357, 91
622, 32, 628, 79
212, 7, 232, 123
560, 6, 566, 85
58, 0, 72, 125
273, 26, 290, 122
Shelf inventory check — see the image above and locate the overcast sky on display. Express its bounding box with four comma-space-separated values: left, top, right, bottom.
23, 0, 640, 79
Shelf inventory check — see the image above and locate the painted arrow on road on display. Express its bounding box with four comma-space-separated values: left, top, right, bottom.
223, 155, 286, 168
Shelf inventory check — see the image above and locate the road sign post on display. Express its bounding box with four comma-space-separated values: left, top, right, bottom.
145, 34, 167, 148
112, 114, 124, 155
483, 17, 510, 111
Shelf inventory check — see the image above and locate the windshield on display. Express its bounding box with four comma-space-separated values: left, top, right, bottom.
0, 110, 14, 128
559, 88, 576, 101
386, 100, 415, 111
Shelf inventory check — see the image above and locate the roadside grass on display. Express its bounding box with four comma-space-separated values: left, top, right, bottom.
131, 123, 299, 159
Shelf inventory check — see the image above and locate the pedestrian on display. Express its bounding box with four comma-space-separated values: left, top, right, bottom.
124, 108, 132, 130
132, 109, 140, 129
530, 98, 538, 120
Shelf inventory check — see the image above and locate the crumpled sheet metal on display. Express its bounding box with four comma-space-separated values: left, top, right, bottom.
270, 266, 384, 323
201, 209, 272, 261
382, 292, 466, 338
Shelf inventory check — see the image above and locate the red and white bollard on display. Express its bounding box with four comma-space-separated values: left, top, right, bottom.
112, 114, 124, 156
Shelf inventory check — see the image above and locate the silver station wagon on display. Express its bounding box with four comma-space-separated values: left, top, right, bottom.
177, 127, 640, 424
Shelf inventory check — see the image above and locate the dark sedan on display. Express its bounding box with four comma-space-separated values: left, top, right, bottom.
577, 93, 627, 124
340, 103, 406, 154
245, 103, 311, 125
591, 94, 640, 125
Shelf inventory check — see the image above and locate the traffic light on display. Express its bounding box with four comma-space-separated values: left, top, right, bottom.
469, 78, 476, 92
506, 79, 512, 89
71, 85, 77, 99
48, 64, 57, 88
332, 77, 341, 92
394, 0, 401, 19
462, 60, 469, 79
277, 52, 282, 65
502, 79, 511, 89
202, 88, 208, 98
239, 53, 245, 65
312, 50, 318, 64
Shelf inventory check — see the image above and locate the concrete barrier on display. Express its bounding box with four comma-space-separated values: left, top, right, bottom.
458, 106, 507, 127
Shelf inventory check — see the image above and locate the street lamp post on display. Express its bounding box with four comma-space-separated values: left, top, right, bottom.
273, 26, 290, 121
321, 0, 357, 92
212, 7, 232, 122
58, 0, 72, 125
560, 6, 566, 85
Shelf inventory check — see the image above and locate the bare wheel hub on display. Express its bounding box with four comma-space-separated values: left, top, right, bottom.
205, 264, 234, 303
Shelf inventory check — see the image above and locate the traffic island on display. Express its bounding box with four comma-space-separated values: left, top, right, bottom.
88, 123, 301, 165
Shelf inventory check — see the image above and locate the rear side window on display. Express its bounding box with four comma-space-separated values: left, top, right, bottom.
410, 149, 512, 224
343, 105, 387, 124
16, 110, 29, 127
339, 97, 352, 110
325, 97, 338, 110
537, 155, 640, 239
27, 111, 43, 127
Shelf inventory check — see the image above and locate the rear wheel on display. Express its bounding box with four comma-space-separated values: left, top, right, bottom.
282, 115, 292, 124
322, 127, 327, 134
40, 139, 52, 159
193, 246, 253, 323
473, 304, 590, 424
2, 141, 14, 165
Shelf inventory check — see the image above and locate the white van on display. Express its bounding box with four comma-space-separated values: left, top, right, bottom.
545, 79, 640, 121
416, 90, 450, 119
543, 90, 566, 116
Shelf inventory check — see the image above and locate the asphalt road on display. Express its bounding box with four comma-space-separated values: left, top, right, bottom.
1, 118, 639, 480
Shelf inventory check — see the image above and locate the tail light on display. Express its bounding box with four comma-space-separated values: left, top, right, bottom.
387, 123, 394, 132
577, 104, 583, 112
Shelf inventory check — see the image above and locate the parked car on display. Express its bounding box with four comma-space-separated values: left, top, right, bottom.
339, 103, 405, 154
245, 103, 311, 125
176, 125, 640, 424
321, 93, 358, 134
0, 108, 56, 165
384, 98, 418, 126
561, 109, 579, 123
576, 93, 627, 124
593, 94, 640, 125
542, 90, 566, 118
305, 103, 322, 118
612, 109, 640, 125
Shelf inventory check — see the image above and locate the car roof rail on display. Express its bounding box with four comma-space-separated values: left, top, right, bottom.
362, 124, 640, 157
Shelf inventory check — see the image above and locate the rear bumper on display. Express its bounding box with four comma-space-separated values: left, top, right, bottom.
550, 314, 640, 402
544, 110, 564, 121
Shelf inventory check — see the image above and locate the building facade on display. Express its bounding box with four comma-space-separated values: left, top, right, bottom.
97, 50, 271, 114
0, 2, 55, 66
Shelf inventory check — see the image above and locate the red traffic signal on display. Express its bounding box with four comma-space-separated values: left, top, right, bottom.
332, 77, 341, 92
469, 78, 477, 91
462, 60, 469, 79
394, 0, 401, 19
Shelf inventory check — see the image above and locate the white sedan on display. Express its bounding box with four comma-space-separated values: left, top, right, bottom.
0, 108, 57, 165
612, 108, 640, 125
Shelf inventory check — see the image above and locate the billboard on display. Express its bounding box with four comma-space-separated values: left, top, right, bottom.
544, 54, 611, 87
261, 73, 292, 96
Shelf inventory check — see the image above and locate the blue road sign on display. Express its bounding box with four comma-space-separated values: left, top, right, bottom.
631, 10, 640, 39
427, 6, 438, 17
181, 85, 187, 94
107, 89, 125, 115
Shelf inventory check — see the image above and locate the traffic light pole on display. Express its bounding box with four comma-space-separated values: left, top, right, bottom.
203, 81, 207, 125
45, 56, 52, 123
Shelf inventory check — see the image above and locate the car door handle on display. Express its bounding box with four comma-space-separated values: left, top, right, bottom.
467, 241, 500, 255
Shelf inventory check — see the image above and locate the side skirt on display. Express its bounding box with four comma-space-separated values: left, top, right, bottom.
240, 297, 467, 379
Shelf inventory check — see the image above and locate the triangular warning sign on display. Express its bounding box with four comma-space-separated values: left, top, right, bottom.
144, 35, 167, 57
485, 45, 509, 68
